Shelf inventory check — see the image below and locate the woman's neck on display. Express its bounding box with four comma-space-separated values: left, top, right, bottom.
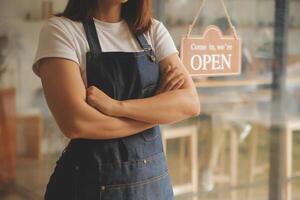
94, 2, 122, 23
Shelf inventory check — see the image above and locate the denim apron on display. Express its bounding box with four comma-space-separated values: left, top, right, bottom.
44, 17, 174, 200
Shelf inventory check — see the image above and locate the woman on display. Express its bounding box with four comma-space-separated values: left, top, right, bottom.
32, 0, 200, 199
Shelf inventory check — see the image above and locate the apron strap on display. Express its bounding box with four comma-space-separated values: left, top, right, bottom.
135, 34, 156, 62
83, 17, 102, 53
135, 34, 153, 52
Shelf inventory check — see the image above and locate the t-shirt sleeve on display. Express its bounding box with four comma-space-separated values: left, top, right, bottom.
32, 17, 79, 77
151, 19, 179, 62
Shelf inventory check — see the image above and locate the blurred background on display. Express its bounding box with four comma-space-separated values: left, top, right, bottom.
0, 0, 299, 199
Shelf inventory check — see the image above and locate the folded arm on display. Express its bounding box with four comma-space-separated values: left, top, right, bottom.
119, 89, 199, 124
89, 53, 201, 124
38, 58, 157, 140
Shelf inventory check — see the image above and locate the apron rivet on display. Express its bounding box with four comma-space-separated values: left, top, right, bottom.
149, 55, 156, 62
101, 186, 106, 191
143, 159, 147, 164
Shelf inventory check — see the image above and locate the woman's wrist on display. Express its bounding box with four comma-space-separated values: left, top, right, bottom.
114, 100, 126, 117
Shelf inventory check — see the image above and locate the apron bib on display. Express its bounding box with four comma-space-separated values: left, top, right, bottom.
44, 17, 174, 200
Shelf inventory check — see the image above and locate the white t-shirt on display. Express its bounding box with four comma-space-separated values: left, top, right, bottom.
32, 16, 178, 88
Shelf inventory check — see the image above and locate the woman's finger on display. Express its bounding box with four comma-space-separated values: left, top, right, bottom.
157, 65, 172, 89
169, 78, 184, 91
165, 73, 184, 91
162, 65, 172, 80
165, 67, 179, 82
160, 66, 180, 90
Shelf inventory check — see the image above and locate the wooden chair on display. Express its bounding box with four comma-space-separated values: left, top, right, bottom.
203, 99, 267, 200
203, 113, 239, 200
161, 124, 198, 199
17, 111, 44, 160
284, 119, 300, 200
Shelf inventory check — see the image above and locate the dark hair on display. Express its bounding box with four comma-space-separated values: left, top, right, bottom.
56, 0, 153, 35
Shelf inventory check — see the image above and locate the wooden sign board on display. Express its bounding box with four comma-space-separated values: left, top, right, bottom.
180, 25, 242, 77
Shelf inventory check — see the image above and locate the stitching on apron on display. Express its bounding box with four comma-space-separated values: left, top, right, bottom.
100, 171, 169, 190
99, 151, 164, 167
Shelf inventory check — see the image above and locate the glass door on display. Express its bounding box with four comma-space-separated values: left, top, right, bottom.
154, 0, 300, 199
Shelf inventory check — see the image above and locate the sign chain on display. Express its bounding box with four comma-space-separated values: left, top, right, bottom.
187, 0, 238, 40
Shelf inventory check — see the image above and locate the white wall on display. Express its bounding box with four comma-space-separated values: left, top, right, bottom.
0, 0, 68, 112
0, 0, 67, 19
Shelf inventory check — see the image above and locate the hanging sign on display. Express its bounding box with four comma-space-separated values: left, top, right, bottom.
180, 0, 242, 77
181, 25, 242, 76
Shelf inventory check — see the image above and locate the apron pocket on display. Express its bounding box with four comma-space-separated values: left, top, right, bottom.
99, 171, 173, 200
98, 152, 174, 200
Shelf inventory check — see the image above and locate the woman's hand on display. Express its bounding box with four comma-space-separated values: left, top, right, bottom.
86, 86, 120, 116
155, 65, 185, 95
